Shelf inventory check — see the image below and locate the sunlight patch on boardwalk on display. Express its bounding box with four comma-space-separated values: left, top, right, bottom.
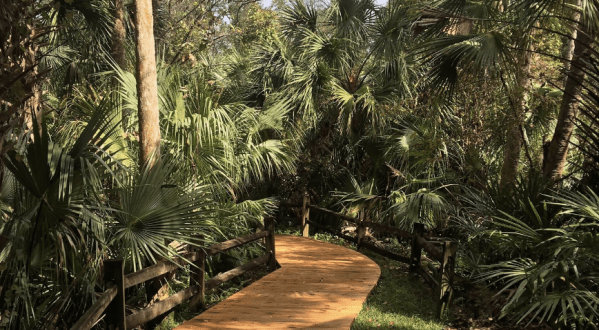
175, 235, 381, 329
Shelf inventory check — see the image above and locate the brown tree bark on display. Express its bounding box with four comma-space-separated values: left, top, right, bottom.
543, 25, 593, 180
500, 115, 523, 188
1, 1, 50, 146
499, 53, 531, 188
134, 0, 161, 168
23, 29, 42, 139
112, 0, 127, 131
112, 0, 127, 70
561, 0, 581, 71
133, 1, 168, 324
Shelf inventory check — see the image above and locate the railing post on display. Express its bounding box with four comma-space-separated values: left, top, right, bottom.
265, 217, 277, 271
104, 259, 126, 330
437, 241, 458, 319
410, 223, 425, 274
356, 211, 366, 250
189, 235, 206, 311
301, 192, 310, 237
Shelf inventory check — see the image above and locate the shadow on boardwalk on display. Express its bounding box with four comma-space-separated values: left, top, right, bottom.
175, 235, 381, 329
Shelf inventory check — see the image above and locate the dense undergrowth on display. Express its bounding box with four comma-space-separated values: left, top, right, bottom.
2, 0, 599, 328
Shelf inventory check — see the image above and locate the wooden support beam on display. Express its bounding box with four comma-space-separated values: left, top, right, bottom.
356, 211, 366, 250
416, 236, 444, 262
410, 223, 424, 274
302, 192, 310, 237
359, 241, 411, 264
205, 231, 269, 256
415, 263, 439, 289
265, 218, 277, 271
124, 253, 194, 288
69, 284, 117, 330
104, 259, 126, 330
436, 241, 458, 319
205, 253, 270, 290
126, 286, 198, 329
124, 232, 268, 289
189, 234, 205, 312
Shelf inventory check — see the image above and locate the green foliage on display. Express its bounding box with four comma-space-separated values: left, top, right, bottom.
453, 181, 599, 327
5, 0, 599, 328
229, 4, 280, 47
352, 260, 445, 330
0, 17, 295, 328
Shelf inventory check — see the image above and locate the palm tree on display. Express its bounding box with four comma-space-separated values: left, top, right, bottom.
0, 92, 228, 328
0, 100, 121, 329
420, 0, 599, 184
543, 7, 595, 179
0, 0, 112, 151
0, 0, 297, 327
246, 0, 419, 136
461, 186, 599, 326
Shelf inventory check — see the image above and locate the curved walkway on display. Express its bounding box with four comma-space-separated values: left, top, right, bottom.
176, 235, 381, 329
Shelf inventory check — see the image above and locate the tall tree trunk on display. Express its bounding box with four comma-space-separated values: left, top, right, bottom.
112, 0, 127, 130
500, 116, 523, 188
1, 1, 43, 146
133, 1, 168, 324
134, 0, 160, 168
499, 53, 531, 188
561, 0, 581, 71
112, 0, 127, 69
543, 24, 593, 180
23, 27, 42, 138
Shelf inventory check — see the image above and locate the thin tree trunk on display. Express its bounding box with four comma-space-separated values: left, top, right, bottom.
543, 25, 593, 180
134, 0, 160, 168
499, 52, 531, 188
23, 28, 42, 138
112, 0, 127, 69
561, 0, 581, 71
112, 0, 127, 131
133, 1, 167, 325
500, 116, 523, 188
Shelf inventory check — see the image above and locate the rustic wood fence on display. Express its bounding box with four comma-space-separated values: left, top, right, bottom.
281, 194, 457, 319
71, 218, 277, 330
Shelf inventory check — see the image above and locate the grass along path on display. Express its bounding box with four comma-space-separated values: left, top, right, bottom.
352, 249, 444, 330
157, 229, 445, 329
289, 231, 445, 330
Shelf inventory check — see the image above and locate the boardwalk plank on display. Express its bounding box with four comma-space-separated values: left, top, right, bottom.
175, 235, 380, 330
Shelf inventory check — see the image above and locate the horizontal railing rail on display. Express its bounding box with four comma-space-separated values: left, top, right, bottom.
71, 219, 277, 330
204, 231, 269, 256
281, 194, 457, 319
70, 284, 118, 330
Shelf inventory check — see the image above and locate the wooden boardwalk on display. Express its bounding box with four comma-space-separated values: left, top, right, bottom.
175, 235, 381, 329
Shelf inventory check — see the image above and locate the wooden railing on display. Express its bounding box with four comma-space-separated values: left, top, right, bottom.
71, 218, 277, 330
281, 195, 457, 319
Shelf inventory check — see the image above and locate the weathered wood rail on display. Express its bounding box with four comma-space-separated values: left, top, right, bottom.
71, 218, 277, 330
174, 235, 380, 329
281, 195, 457, 318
